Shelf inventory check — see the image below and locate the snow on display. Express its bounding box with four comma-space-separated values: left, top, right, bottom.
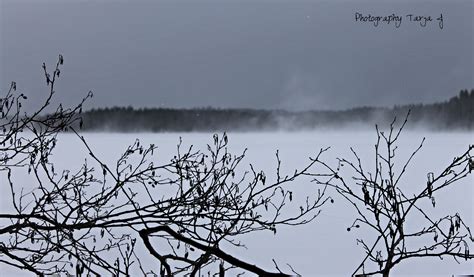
1, 130, 472, 276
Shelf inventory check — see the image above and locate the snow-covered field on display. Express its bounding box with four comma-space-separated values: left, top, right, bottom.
1, 130, 473, 276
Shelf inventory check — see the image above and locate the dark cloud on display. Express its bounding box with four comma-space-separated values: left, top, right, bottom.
1, 0, 472, 111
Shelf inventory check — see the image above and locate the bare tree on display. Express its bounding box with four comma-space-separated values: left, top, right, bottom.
0, 56, 331, 276
312, 112, 474, 276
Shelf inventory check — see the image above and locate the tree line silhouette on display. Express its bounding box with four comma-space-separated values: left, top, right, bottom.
78, 89, 474, 132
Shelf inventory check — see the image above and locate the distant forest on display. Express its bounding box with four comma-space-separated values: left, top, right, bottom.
78, 89, 474, 132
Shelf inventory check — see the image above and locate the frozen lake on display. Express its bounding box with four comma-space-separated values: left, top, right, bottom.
1, 130, 473, 276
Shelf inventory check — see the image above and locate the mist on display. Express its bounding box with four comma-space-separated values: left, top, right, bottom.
70, 90, 473, 132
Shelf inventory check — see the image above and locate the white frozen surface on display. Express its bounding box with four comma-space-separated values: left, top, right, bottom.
1, 130, 473, 276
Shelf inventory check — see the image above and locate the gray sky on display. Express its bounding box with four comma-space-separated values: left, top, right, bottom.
1, 0, 472, 111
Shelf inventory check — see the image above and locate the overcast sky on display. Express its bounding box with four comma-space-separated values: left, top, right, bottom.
1, 0, 472, 111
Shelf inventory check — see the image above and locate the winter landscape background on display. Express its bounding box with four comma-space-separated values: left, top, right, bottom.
1, 0, 473, 275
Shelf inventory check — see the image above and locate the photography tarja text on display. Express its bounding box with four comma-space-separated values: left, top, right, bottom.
355, 12, 444, 29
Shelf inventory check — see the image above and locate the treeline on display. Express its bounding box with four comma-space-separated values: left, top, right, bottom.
77, 89, 474, 132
